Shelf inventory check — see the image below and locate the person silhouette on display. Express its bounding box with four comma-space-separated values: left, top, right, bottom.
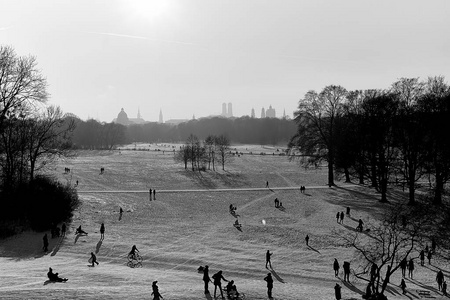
90, 252, 99, 267
340, 212, 344, 224
408, 259, 414, 279
43, 233, 49, 252
343, 261, 350, 282
400, 258, 407, 277
212, 270, 228, 299
266, 250, 273, 269
305, 234, 309, 246
333, 258, 340, 277
437, 270, 444, 291
264, 273, 274, 299
153, 189, 156, 200
151, 281, 163, 300
61, 223, 66, 237
334, 283, 342, 300
202, 265, 212, 294
336, 212, 340, 224
100, 223, 105, 240
420, 250, 425, 266
400, 278, 406, 294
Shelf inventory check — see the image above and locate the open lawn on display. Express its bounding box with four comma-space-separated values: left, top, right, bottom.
0, 145, 449, 299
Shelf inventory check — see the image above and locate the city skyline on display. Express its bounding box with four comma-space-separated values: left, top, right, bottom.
1, 1, 449, 123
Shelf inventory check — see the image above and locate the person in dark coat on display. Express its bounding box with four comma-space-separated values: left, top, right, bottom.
340, 211, 344, 224
334, 283, 342, 300
336, 212, 340, 224
202, 265, 212, 294
100, 223, 105, 240
43, 233, 49, 252
149, 189, 152, 201
90, 252, 99, 267
212, 270, 228, 299
343, 261, 350, 282
153, 189, 156, 200
400, 278, 407, 294
427, 251, 432, 265
437, 270, 444, 291
75, 225, 87, 235
333, 258, 340, 277
305, 234, 309, 246
400, 258, 407, 277
443, 281, 447, 296
408, 259, 414, 279
266, 250, 273, 269
420, 250, 425, 266
264, 273, 273, 299
151, 281, 163, 300
47, 267, 68, 282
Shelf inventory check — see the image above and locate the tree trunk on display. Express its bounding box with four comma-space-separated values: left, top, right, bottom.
344, 167, 351, 183
380, 178, 388, 203
328, 150, 334, 187
434, 171, 443, 205
380, 266, 392, 295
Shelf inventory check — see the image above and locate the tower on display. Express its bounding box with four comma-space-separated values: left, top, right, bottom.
222, 103, 227, 116
227, 102, 233, 117
251, 108, 255, 118
159, 109, 164, 123
137, 107, 141, 119
261, 108, 266, 118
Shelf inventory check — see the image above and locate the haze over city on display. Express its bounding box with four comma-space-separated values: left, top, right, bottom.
1, 0, 449, 122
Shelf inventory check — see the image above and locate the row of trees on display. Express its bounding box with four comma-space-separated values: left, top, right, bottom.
174, 134, 233, 171
70, 116, 296, 149
0, 45, 78, 235
288, 77, 450, 204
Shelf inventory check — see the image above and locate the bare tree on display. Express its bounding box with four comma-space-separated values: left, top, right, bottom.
204, 135, 216, 171
0, 46, 48, 131
215, 134, 232, 171
174, 145, 190, 169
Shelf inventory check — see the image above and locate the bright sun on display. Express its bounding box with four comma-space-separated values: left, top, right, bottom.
126, 0, 173, 20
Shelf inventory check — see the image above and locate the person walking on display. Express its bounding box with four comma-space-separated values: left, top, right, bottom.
266, 250, 273, 269
202, 265, 212, 294
343, 261, 350, 282
443, 281, 447, 296
400, 258, 407, 278
420, 250, 425, 266
427, 251, 432, 265
336, 212, 340, 224
264, 273, 273, 299
408, 258, 415, 279
149, 189, 152, 201
153, 189, 156, 200
266, 181, 269, 188
100, 223, 105, 240
90, 252, 99, 267
436, 270, 444, 291
305, 235, 309, 246
43, 233, 49, 252
334, 283, 342, 300
340, 212, 344, 224
61, 223, 66, 237
212, 270, 228, 299
400, 278, 407, 294
333, 258, 340, 277
151, 281, 163, 300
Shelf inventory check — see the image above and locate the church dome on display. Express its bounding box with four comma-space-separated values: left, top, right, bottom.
116, 108, 129, 125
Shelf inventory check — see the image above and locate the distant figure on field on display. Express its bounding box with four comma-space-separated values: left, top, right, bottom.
400, 258, 407, 277
266, 250, 273, 269
100, 223, 105, 240
437, 270, 444, 291
212, 270, 228, 299
266, 181, 269, 188
305, 234, 309, 246
61, 223, 66, 237
443, 281, 447, 296
420, 250, 425, 266
343, 261, 350, 282
400, 278, 406, 294
408, 258, 414, 279
202, 265, 212, 294
279, 201, 283, 208
151, 281, 163, 300
90, 252, 99, 267
43, 233, 49, 252
340, 211, 344, 224
76, 180, 78, 186
75, 225, 87, 235
129, 245, 139, 259
357, 219, 364, 232
153, 189, 156, 200
47, 267, 68, 282
334, 283, 342, 300
120, 207, 124, 214
264, 273, 274, 299
346, 207, 350, 216
333, 258, 340, 277
336, 212, 340, 224
274, 198, 279, 208
149, 189, 152, 201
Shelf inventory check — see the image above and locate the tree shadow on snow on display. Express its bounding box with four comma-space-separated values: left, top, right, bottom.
0, 232, 63, 260
406, 278, 440, 295
50, 237, 64, 257
341, 280, 364, 295
181, 170, 217, 189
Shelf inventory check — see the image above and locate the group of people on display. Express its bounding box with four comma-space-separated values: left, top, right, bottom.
332, 259, 350, 282
274, 198, 283, 208
202, 266, 240, 299
336, 211, 345, 224
149, 188, 156, 200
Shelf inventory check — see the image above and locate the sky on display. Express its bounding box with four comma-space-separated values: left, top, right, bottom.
1, 0, 449, 123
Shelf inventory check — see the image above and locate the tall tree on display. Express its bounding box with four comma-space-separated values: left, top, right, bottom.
215, 134, 232, 171
289, 85, 347, 186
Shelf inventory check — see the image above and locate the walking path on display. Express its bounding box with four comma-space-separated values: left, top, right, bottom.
77, 184, 360, 194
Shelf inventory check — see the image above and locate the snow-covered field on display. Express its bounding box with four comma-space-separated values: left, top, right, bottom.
0, 146, 448, 299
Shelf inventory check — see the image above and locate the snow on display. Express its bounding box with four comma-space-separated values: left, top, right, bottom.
0, 147, 448, 299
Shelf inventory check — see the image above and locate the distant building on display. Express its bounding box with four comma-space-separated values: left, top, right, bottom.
159, 109, 164, 123
116, 108, 129, 125
266, 105, 276, 118
283, 109, 286, 119
228, 102, 233, 117
222, 103, 227, 117
165, 119, 189, 125
261, 107, 266, 118
251, 108, 255, 118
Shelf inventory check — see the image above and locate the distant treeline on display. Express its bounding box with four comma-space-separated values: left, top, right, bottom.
70, 116, 297, 149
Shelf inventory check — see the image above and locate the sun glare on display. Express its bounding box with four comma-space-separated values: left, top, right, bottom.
125, 0, 173, 20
